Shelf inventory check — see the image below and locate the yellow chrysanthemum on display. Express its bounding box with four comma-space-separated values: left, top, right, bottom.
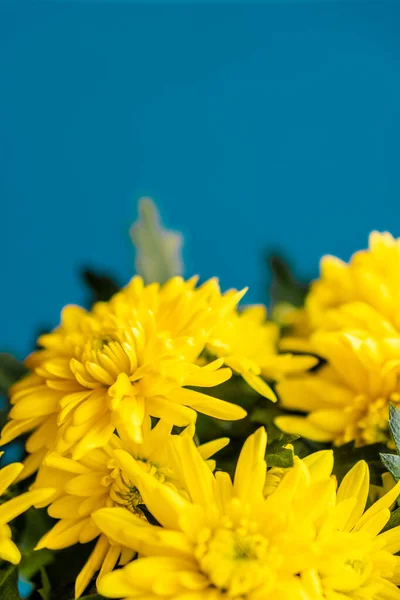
0, 460, 54, 564
91, 429, 335, 600
93, 431, 400, 600
281, 231, 400, 352
0, 276, 246, 473
300, 460, 400, 599
276, 330, 400, 446
207, 305, 318, 402
33, 417, 228, 598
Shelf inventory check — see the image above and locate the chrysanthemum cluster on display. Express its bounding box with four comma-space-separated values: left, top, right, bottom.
2, 231, 400, 600
277, 231, 400, 447
1, 275, 313, 477
0, 274, 316, 592
90, 430, 400, 600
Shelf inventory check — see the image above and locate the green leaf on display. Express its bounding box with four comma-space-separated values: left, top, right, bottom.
382, 506, 400, 532
0, 564, 19, 600
0, 354, 27, 397
265, 433, 299, 468
380, 453, 400, 482
268, 253, 309, 310
265, 446, 294, 469
379, 405, 400, 483
44, 542, 96, 598
130, 197, 183, 285
37, 567, 51, 600
81, 269, 120, 306
388, 404, 400, 453
19, 508, 55, 581
19, 549, 54, 582
20, 508, 54, 551
80, 595, 106, 599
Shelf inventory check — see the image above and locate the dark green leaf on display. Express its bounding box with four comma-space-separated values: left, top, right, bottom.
80, 594, 106, 599
130, 197, 183, 284
0, 354, 27, 397
45, 542, 96, 597
19, 549, 54, 582
268, 253, 309, 309
265, 446, 294, 468
265, 433, 299, 468
380, 453, 400, 482
81, 269, 120, 306
37, 567, 51, 600
388, 404, 400, 453
379, 406, 400, 484
0, 564, 19, 600
382, 507, 400, 532
20, 508, 54, 551
19, 508, 55, 580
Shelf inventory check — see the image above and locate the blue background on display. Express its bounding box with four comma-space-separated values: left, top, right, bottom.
1, 1, 400, 359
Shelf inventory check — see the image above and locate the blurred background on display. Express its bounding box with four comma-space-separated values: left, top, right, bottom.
2, 1, 400, 359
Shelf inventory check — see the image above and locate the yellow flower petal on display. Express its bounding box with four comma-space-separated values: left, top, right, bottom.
336, 460, 369, 531
233, 427, 267, 501
0, 535, 21, 565
0, 488, 55, 525
0, 463, 24, 496
275, 416, 335, 442
242, 372, 277, 402
168, 388, 246, 421
75, 534, 109, 598
197, 437, 230, 461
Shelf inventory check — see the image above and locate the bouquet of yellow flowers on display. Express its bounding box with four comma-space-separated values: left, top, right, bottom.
2, 198, 400, 600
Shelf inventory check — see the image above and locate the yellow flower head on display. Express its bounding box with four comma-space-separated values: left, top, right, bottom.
282, 231, 400, 351
0, 276, 246, 472
0, 460, 54, 564
276, 330, 400, 447
207, 305, 318, 401
92, 429, 334, 600
33, 417, 228, 598
300, 460, 400, 599
93, 432, 400, 600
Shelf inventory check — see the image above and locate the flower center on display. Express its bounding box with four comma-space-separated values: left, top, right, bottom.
92, 335, 115, 351
109, 459, 167, 518
116, 482, 144, 512
327, 557, 371, 593
196, 526, 274, 598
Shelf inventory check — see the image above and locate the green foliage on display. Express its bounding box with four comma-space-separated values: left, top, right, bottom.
0, 354, 27, 398
19, 509, 54, 581
81, 269, 120, 306
0, 564, 19, 600
388, 404, 400, 452
334, 442, 387, 485
37, 568, 51, 600
268, 253, 309, 310
250, 404, 285, 439
130, 197, 183, 285
382, 507, 400, 533
265, 433, 299, 468
380, 453, 400, 482
43, 542, 96, 600
380, 405, 400, 484
250, 405, 303, 468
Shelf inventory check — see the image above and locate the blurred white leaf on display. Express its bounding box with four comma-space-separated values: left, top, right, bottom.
129, 197, 183, 284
